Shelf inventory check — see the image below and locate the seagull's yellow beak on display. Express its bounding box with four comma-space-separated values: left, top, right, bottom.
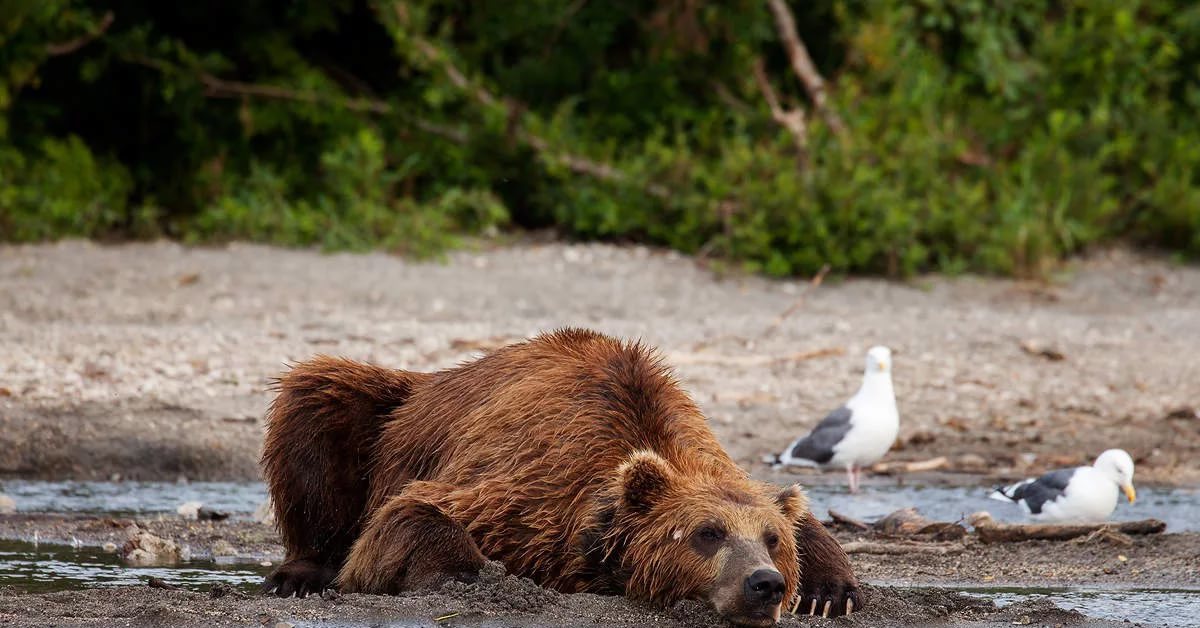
1122, 484, 1137, 503
877, 361, 888, 371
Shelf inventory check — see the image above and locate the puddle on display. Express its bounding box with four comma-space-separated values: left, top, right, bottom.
956, 585, 1200, 627
0, 538, 271, 594
801, 483, 1200, 532
3, 479, 1196, 531
1, 480, 267, 516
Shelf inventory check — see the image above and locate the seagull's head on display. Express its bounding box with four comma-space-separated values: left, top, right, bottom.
1094, 449, 1136, 503
864, 346, 892, 375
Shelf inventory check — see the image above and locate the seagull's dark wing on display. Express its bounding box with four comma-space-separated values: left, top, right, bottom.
785, 406, 853, 464
1009, 468, 1077, 514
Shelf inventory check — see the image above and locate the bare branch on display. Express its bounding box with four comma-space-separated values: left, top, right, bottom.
46, 11, 114, 56
765, 0, 848, 138
124, 54, 468, 144
752, 58, 808, 168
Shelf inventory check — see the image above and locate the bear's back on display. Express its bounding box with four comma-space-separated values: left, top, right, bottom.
371, 328, 736, 495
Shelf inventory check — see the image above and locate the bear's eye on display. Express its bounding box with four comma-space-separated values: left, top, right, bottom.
765, 532, 781, 549
696, 526, 726, 543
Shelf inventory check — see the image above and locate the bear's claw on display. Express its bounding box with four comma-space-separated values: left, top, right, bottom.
262, 559, 338, 598
792, 583, 862, 618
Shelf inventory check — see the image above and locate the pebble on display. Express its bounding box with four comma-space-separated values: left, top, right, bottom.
0, 494, 15, 514
102, 542, 117, 552
121, 531, 181, 566
176, 501, 202, 519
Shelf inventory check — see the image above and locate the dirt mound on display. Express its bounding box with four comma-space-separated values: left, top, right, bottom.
435, 560, 561, 613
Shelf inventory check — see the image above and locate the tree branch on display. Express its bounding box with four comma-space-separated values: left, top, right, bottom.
752, 58, 809, 169
46, 11, 115, 56
765, 0, 848, 139
124, 54, 468, 144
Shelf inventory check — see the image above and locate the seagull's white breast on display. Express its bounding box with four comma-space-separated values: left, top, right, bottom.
1036, 467, 1120, 522
829, 375, 899, 467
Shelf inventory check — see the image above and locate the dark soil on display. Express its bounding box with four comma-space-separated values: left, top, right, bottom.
0, 575, 1127, 628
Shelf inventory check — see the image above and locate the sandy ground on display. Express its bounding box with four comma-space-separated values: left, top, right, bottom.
1, 240, 1198, 626
1, 239, 1198, 484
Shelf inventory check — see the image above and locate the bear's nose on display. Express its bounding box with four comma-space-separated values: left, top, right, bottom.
744, 568, 785, 606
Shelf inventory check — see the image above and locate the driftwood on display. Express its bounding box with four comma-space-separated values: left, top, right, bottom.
870, 456, 949, 475
968, 512, 1166, 543
841, 541, 964, 556
873, 507, 967, 541
827, 509, 870, 531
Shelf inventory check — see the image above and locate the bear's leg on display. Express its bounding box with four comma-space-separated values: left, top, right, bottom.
793, 509, 864, 617
260, 356, 431, 597
337, 487, 488, 594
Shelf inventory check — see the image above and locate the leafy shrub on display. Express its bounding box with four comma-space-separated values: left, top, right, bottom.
0, 1, 1197, 275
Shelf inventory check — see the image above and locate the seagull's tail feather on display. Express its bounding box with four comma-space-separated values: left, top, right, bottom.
988, 480, 1029, 503
761, 453, 782, 465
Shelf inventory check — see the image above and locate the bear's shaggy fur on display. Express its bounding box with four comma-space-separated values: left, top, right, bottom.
261, 329, 861, 624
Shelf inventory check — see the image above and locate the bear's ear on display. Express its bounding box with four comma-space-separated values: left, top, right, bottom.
775, 484, 807, 521
618, 450, 676, 514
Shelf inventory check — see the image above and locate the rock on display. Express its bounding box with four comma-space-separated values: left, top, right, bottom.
121, 532, 181, 566
0, 494, 15, 515
197, 507, 230, 521
102, 542, 117, 552
177, 501, 202, 519
254, 499, 275, 526
210, 539, 236, 557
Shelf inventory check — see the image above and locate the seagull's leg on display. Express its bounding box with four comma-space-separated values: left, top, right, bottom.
847, 465, 858, 494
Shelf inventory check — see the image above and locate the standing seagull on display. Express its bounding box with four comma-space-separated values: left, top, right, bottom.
990, 449, 1136, 522
768, 346, 899, 493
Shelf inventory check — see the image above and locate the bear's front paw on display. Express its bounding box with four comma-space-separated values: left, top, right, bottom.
793, 579, 863, 618
262, 558, 339, 598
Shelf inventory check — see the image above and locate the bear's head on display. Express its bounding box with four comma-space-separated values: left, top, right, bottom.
608, 450, 804, 626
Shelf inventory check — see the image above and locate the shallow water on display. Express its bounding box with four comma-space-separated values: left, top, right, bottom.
0, 539, 271, 594
802, 482, 1200, 533
957, 585, 1200, 627
1, 479, 268, 516
4, 478, 1197, 532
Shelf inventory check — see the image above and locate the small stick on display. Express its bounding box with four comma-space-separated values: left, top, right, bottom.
760, 264, 831, 338
147, 577, 182, 591
841, 541, 964, 555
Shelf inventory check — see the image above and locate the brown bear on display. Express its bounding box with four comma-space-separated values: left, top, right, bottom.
261, 329, 861, 625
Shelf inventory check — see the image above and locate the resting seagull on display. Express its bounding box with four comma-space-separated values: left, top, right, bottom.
989, 449, 1136, 522
766, 346, 898, 493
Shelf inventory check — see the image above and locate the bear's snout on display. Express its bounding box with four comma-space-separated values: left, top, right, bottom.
708, 538, 786, 627
744, 568, 786, 607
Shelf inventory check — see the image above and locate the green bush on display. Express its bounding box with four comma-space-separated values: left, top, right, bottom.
1, 1, 1198, 275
